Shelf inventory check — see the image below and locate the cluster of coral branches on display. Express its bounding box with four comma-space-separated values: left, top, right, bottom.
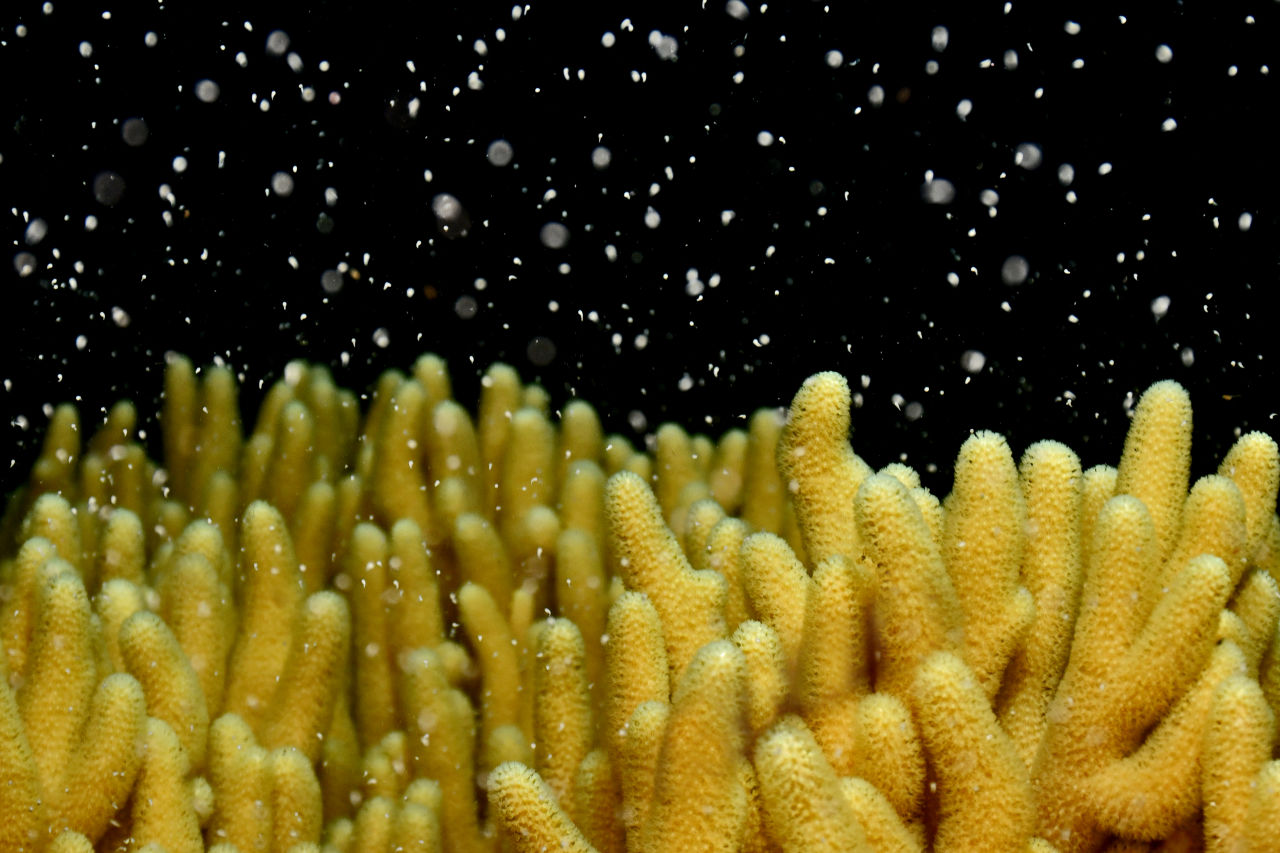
1, 355, 1278, 853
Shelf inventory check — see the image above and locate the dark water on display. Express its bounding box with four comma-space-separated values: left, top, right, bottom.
3, 2, 1276, 497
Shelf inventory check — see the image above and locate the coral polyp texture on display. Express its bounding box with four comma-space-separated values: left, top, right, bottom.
2, 356, 1278, 853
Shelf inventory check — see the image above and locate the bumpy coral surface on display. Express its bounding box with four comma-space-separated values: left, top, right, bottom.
2, 357, 1278, 852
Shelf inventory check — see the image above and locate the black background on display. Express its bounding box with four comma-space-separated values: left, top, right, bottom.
3, 1, 1277, 499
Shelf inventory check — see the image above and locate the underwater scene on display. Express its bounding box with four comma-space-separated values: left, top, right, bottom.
2, 3, 1278, 851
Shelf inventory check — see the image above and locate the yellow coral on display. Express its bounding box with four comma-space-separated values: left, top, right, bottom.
914, 651, 1034, 850
643, 640, 748, 853
754, 714, 867, 853
488, 762, 595, 853
1, 358, 1276, 853
531, 618, 592, 808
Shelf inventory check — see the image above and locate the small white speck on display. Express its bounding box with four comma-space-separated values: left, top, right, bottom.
195, 79, 221, 103
1014, 143, 1042, 170
271, 172, 295, 196
487, 139, 514, 166
1001, 255, 1029, 285
923, 176, 956, 205
266, 30, 290, 56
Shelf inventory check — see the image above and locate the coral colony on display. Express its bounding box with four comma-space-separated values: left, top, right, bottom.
2, 355, 1278, 852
